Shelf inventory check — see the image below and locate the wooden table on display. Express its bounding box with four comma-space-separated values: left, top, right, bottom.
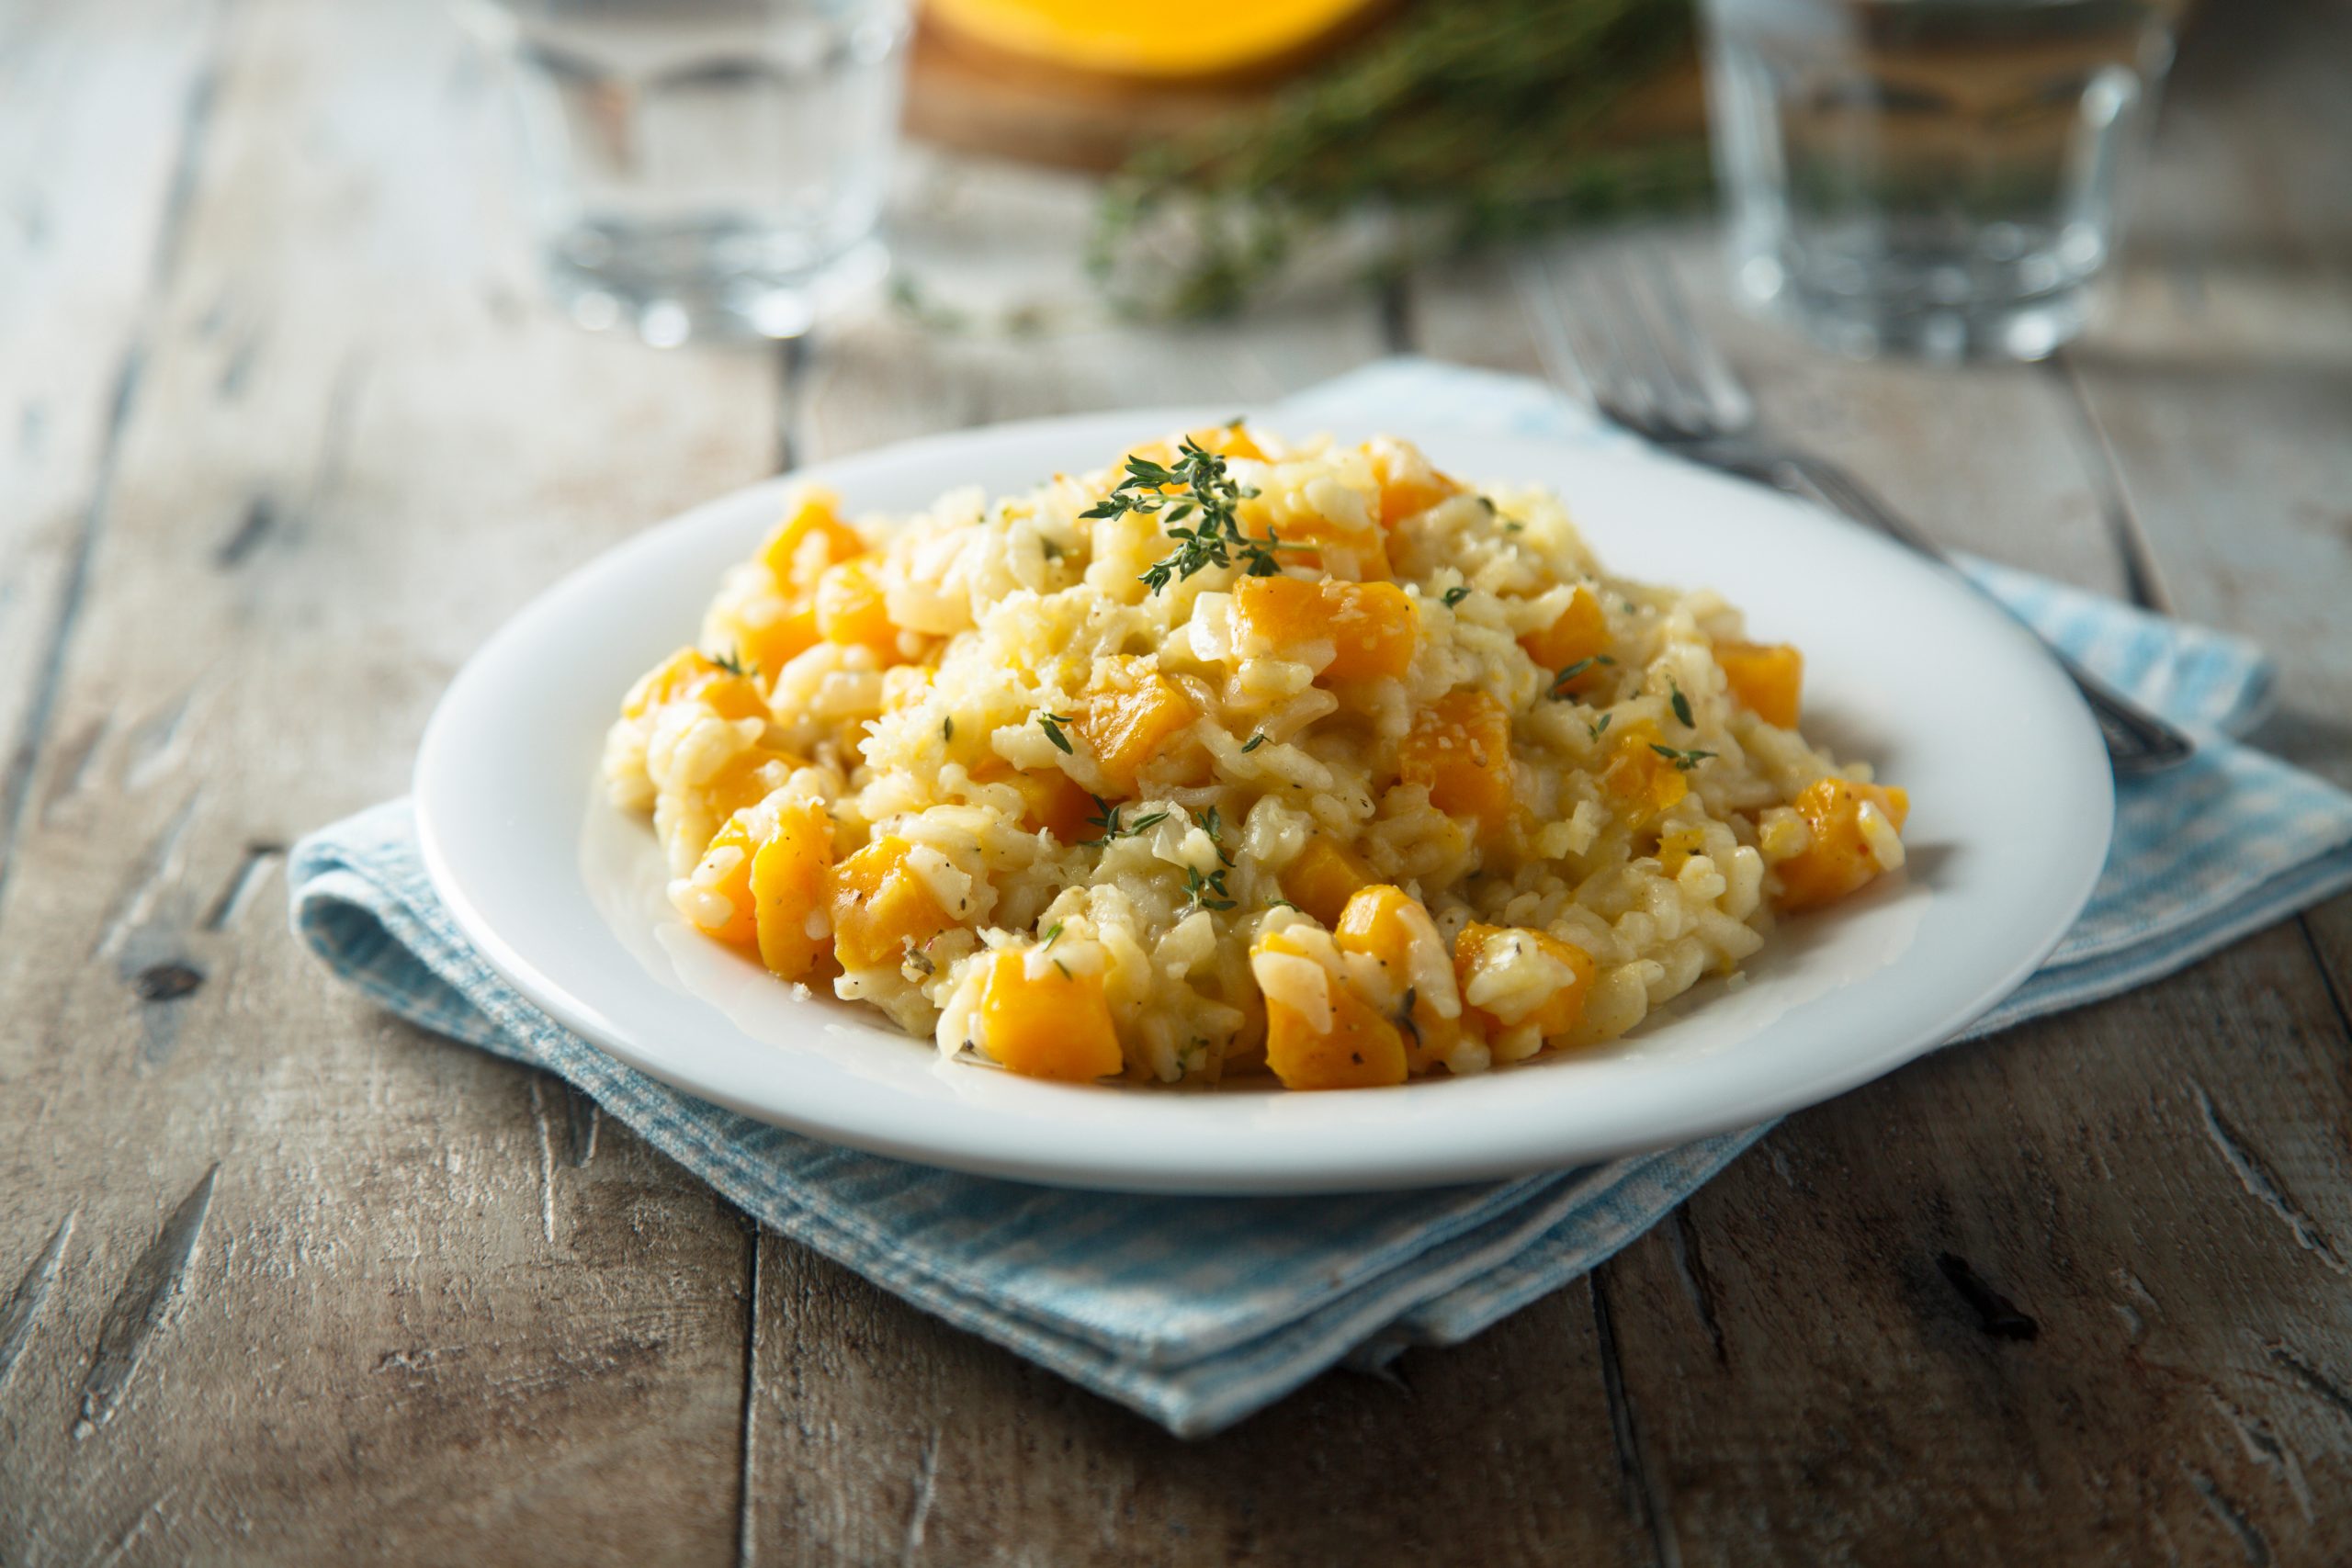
6, 1, 2349, 1562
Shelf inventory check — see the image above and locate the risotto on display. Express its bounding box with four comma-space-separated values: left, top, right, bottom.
603, 424, 1908, 1090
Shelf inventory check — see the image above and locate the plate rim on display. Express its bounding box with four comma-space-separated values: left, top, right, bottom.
414, 406, 2116, 1193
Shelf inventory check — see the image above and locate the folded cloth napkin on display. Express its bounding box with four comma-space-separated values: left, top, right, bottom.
290, 359, 2352, 1437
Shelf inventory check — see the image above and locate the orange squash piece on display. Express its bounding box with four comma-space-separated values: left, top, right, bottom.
1453, 922, 1596, 1040
1717, 639, 1804, 728
1246, 513, 1391, 583
1601, 723, 1690, 826
1232, 576, 1416, 682
1280, 835, 1373, 928
760, 490, 865, 595
974, 950, 1123, 1081
974, 758, 1096, 843
624, 648, 769, 722
1253, 930, 1408, 1090
703, 745, 801, 827
925, 0, 1378, 82
815, 554, 900, 660
739, 606, 821, 680
1363, 438, 1460, 529
1776, 778, 1910, 912
1400, 689, 1514, 829
1521, 586, 1610, 689
1075, 661, 1197, 794
831, 836, 955, 972
752, 800, 834, 979
677, 815, 762, 948
1334, 886, 1460, 1071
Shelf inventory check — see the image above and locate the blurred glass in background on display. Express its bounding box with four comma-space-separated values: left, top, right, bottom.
456, 0, 910, 344
1701, 0, 2183, 361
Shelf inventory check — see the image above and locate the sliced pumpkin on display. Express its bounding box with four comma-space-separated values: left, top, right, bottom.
925, 0, 1380, 81
1333, 886, 1460, 1072
1400, 688, 1514, 829
974, 757, 1096, 843
974, 949, 1123, 1081
1775, 778, 1909, 911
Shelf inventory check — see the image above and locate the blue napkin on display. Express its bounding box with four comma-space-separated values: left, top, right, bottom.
289, 360, 2352, 1437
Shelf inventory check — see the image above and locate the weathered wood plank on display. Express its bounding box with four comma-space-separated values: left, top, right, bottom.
748, 1240, 1649, 1568
0, 0, 777, 1559
0, 0, 221, 908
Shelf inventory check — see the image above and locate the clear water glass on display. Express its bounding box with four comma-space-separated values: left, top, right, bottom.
458, 0, 910, 344
1700, 0, 2183, 361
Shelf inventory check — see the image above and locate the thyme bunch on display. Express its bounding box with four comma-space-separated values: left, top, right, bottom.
1085, 439, 1275, 593
1089, 0, 1708, 320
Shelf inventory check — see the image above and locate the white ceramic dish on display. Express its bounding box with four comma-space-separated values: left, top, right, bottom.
415, 411, 2112, 1194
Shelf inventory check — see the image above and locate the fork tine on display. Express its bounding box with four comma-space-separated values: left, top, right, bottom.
1569, 254, 1668, 431
1511, 248, 1599, 412
1520, 247, 1646, 433
1596, 252, 1717, 441
1628, 243, 1757, 435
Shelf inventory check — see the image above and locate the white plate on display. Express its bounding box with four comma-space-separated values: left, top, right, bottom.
415, 411, 2112, 1194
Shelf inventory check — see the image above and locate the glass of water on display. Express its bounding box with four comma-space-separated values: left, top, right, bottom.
457, 0, 910, 344
1700, 0, 2184, 361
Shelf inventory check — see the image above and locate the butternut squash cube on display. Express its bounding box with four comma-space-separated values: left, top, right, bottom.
1334, 886, 1459, 1071
704, 745, 801, 827
760, 489, 865, 595
1363, 438, 1460, 529
1775, 778, 1910, 911
1601, 723, 1690, 826
1232, 575, 1415, 682
752, 800, 834, 979
1717, 639, 1804, 728
976, 758, 1097, 844
1075, 660, 1197, 795
1252, 929, 1408, 1090
1521, 585, 1610, 688
1400, 688, 1514, 829
831, 836, 954, 972
623, 648, 768, 722
815, 554, 900, 660
675, 815, 761, 949
974, 950, 1123, 1082
1453, 922, 1595, 1040
740, 604, 821, 679
1280, 835, 1373, 928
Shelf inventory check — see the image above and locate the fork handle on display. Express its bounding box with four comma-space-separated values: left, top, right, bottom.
1714, 447, 2197, 777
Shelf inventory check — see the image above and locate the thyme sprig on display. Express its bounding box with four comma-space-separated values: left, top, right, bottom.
1547, 654, 1615, 699
1081, 795, 1170, 849
1650, 742, 1717, 773
711, 648, 753, 678
1085, 440, 1273, 593
1182, 864, 1238, 914
1037, 712, 1077, 754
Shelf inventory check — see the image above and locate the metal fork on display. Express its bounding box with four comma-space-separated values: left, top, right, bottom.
1518, 246, 2196, 776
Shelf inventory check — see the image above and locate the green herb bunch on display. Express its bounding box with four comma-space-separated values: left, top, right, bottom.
1088, 0, 1708, 319
1085, 438, 1278, 592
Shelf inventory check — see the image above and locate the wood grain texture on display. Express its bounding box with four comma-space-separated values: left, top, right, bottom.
0, 0, 2347, 1562
0, 1, 772, 1560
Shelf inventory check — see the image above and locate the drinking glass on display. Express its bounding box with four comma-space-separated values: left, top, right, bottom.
457, 0, 910, 344
1699, 0, 2184, 361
